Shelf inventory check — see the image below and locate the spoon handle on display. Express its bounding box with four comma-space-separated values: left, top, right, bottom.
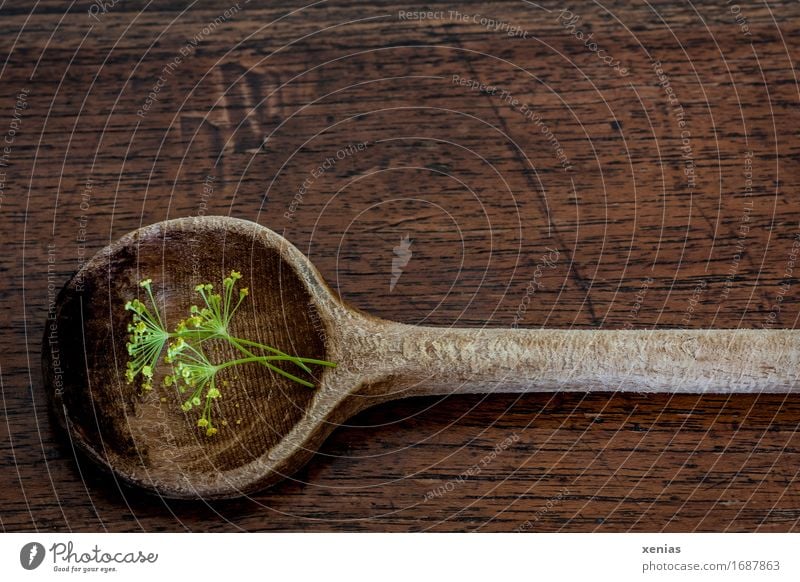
373, 325, 800, 395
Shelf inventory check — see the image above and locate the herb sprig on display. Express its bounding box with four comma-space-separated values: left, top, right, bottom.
125, 272, 335, 436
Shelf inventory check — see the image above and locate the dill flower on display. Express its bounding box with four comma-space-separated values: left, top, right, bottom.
124, 279, 169, 391
124, 271, 336, 436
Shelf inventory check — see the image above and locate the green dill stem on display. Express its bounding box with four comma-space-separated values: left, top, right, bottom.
221, 354, 328, 367
188, 383, 205, 405
173, 330, 330, 373
226, 336, 311, 373
229, 336, 337, 367
213, 355, 316, 387
202, 385, 213, 423
230, 335, 334, 370
172, 329, 335, 382
142, 285, 165, 329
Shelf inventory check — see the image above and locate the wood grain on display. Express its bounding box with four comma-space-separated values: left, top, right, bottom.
1, 0, 799, 531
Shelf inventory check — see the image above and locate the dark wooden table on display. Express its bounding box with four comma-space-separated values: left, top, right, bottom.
2, 0, 799, 532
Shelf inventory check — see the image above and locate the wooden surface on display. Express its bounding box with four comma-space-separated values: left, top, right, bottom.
1, 0, 800, 531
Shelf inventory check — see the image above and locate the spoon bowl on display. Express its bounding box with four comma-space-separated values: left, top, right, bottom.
45, 217, 372, 498
44, 216, 800, 499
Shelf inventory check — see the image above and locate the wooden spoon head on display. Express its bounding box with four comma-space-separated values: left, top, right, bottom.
43, 217, 366, 499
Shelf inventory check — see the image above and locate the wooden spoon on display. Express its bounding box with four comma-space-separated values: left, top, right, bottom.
43, 216, 800, 499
